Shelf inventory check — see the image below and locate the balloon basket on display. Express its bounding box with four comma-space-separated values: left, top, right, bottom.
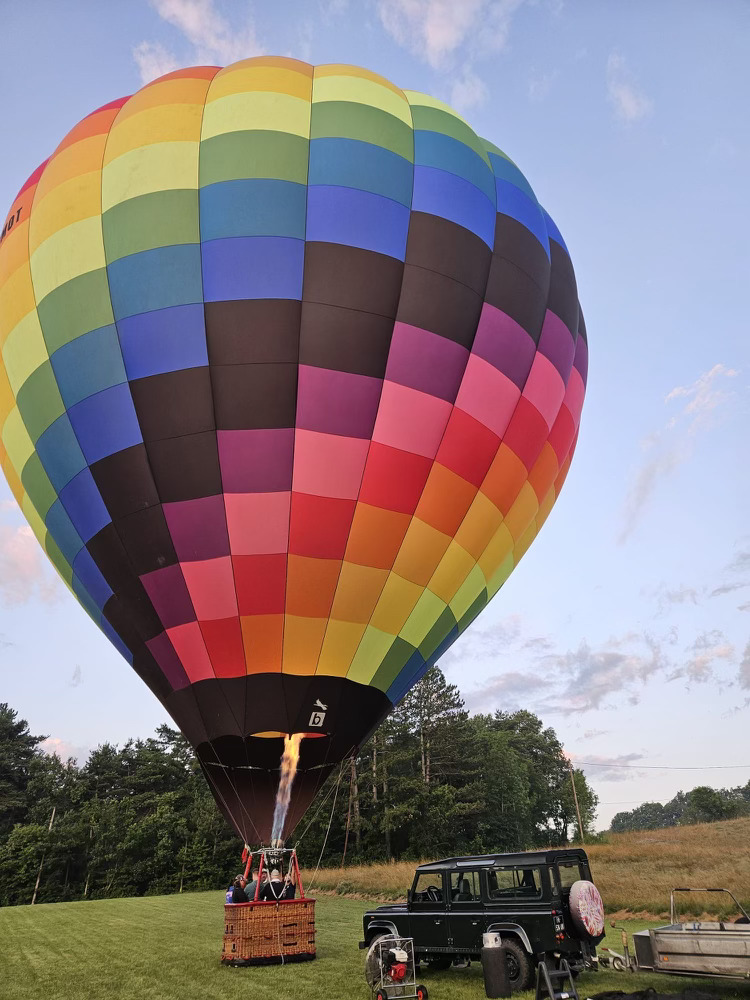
221, 899, 316, 966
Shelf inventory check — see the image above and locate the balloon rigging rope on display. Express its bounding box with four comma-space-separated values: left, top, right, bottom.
204, 758, 260, 846
223, 767, 262, 845
305, 758, 348, 891
294, 756, 349, 846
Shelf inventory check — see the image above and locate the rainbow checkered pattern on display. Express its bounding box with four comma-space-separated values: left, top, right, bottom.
0, 58, 587, 841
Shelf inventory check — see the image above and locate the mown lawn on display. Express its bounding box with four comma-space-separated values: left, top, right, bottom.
1, 892, 749, 1000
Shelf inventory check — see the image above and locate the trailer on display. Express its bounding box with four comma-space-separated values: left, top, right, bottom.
632, 889, 750, 981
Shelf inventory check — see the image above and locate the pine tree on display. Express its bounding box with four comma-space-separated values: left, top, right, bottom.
0, 703, 46, 836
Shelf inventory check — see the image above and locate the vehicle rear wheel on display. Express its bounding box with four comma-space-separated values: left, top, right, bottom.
504, 939, 533, 990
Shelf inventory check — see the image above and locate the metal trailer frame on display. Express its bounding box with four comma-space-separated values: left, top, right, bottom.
632, 888, 750, 981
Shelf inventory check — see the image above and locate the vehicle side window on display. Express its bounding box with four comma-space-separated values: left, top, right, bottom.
412, 873, 443, 902
450, 870, 479, 902
557, 861, 583, 889
487, 866, 543, 900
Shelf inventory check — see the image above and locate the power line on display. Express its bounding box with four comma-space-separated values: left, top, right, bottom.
599, 800, 648, 805
576, 760, 750, 771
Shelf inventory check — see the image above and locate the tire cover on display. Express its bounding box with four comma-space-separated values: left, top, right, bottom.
569, 880, 605, 938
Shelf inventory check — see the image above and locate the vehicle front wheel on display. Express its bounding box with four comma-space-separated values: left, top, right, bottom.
503, 939, 533, 990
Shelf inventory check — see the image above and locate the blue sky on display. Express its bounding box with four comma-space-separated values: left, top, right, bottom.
1, 0, 748, 830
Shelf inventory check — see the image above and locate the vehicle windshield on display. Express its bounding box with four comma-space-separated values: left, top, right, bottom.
487, 866, 543, 899
412, 873, 443, 902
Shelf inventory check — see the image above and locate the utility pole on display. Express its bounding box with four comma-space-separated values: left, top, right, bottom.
31, 806, 56, 905
568, 759, 585, 844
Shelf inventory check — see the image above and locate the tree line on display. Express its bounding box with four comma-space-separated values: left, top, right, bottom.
0, 667, 597, 907
610, 782, 750, 833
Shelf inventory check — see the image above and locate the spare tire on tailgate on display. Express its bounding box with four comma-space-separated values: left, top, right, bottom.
569, 880, 605, 939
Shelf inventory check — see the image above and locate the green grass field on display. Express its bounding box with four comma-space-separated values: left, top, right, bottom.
2, 892, 750, 1000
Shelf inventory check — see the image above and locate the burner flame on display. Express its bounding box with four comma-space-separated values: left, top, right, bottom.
270, 734, 303, 847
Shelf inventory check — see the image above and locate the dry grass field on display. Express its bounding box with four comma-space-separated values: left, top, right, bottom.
306, 816, 750, 916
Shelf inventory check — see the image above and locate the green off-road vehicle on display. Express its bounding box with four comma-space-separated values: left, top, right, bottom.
360, 848, 605, 989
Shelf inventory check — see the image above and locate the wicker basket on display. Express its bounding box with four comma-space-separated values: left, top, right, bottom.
221, 899, 316, 966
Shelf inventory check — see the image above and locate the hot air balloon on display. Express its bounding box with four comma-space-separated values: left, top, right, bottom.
0, 58, 587, 847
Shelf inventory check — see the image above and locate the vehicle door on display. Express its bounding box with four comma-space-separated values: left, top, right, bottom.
484, 864, 548, 946
409, 872, 449, 951
554, 857, 586, 941
448, 868, 483, 952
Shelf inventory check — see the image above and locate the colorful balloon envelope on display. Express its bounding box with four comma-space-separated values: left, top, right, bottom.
0, 58, 587, 844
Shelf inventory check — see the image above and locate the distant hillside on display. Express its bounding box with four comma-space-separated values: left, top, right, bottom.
586, 815, 750, 915
610, 782, 750, 832
307, 816, 750, 916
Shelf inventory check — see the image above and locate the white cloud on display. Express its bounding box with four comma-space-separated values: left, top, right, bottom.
729, 548, 750, 573
376, 0, 523, 113
458, 625, 674, 717
740, 642, 750, 690
571, 752, 647, 783
464, 669, 547, 711
378, 0, 487, 69
133, 41, 180, 83
440, 613, 524, 671
606, 52, 652, 123
134, 0, 265, 84
665, 363, 739, 425
377, 0, 524, 67
446, 602, 749, 716
41, 737, 90, 765
581, 728, 609, 740
618, 364, 738, 543
710, 580, 749, 597
653, 584, 700, 613
667, 630, 734, 684
538, 634, 668, 715
0, 522, 61, 606
618, 444, 683, 544
450, 65, 488, 111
